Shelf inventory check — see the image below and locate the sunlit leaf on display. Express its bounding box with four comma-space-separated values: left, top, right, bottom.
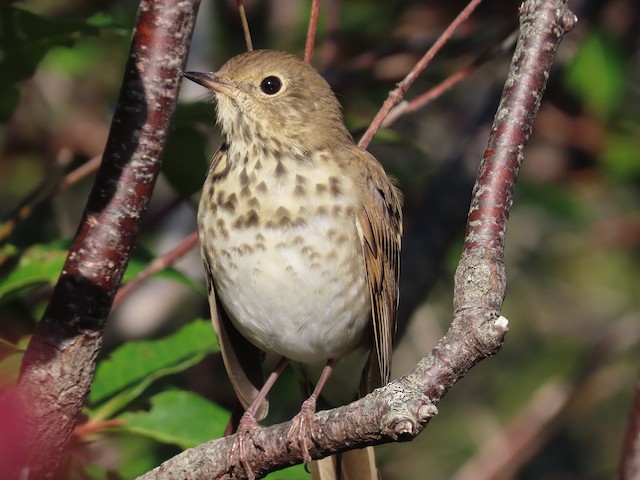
0, 242, 69, 299
117, 390, 228, 449
90, 320, 219, 419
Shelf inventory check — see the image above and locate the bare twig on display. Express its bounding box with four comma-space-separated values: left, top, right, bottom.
112, 230, 199, 309
382, 30, 518, 128
7, 1, 202, 478
304, 0, 322, 63
137, 1, 576, 478
0, 148, 74, 242
236, 0, 253, 52
358, 0, 484, 149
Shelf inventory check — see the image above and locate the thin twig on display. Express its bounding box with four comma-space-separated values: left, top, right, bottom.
0, 149, 76, 242
112, 231, 199, 309
236, 0, 253, 52
382, 30, 519, 128
358, 0, 484, 149
304, 0, 322, 63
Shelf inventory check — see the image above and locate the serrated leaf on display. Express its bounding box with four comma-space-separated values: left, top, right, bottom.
90, 320, 219, 419
117, 390, 228, 449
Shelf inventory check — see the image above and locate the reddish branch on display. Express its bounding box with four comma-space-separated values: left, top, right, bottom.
358, 0, 484, 149
304, 0, 322, 63
382, 31, 519, 128
112, 231, 200, 309
236, 0, 253, 52
138, 1, 576, 478
7, 1, 201, 478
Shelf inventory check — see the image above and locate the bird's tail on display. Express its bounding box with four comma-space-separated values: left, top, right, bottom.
310, 446, 378, 480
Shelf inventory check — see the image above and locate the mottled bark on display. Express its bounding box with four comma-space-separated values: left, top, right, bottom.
8, 1, 201, 478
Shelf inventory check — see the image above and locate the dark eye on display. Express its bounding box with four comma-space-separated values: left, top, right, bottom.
260, 76, 282, 95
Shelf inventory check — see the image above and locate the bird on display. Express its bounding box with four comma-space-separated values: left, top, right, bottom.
184, 49, 402, 480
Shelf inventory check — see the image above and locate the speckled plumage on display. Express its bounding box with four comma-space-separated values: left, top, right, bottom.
187, 49, 402, 479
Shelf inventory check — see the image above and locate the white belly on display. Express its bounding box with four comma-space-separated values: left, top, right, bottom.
211, 217, 370, 364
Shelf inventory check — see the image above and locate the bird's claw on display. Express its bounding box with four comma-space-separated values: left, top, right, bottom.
229, 411, 263, 479
287, 395, 318, 464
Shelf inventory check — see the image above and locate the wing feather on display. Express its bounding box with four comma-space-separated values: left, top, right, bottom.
353, 149, 402, 388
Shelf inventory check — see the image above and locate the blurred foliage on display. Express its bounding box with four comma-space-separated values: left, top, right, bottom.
1, 0, 640, 479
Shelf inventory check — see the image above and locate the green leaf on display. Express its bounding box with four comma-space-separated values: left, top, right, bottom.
0, 337, 25, 360
517, 181, 587, 226
117, 390, 228, 449
89, 320, 219, 418
0, 352, 22, 389
0, 242, 69, 299
263, 464, 309, 480
602, 128, 640, 181
117, 391, 309, 478
0, 242, 203, 301
564, 28, 628, 118
0, 5, 107, 119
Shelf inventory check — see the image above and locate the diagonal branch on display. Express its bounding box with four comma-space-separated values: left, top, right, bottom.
357, 0, 484, 149
138, 1, 576, 478
6, 1, 201, 478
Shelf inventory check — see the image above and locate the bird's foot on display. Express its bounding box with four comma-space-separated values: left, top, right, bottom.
229, 411, 263, 480
287, 395, 318, 464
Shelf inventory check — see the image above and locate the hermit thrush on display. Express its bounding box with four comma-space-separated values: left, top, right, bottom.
185, 49, 402, 480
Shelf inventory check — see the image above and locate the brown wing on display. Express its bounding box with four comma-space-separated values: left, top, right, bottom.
353, 149, 402, 390
200, 146, 268, 420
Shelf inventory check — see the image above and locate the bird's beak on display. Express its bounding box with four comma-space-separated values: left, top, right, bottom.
183, 71, 238, 98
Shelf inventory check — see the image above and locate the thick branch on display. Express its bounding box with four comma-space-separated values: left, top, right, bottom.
138, 1, 576, 479
8, 1, 201, 478
619, 379, 640, 479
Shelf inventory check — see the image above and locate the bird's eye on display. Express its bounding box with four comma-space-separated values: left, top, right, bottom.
260, 76, 282, 95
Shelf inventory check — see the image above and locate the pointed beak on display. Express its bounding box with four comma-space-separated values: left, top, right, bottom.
183, 71, 238, 97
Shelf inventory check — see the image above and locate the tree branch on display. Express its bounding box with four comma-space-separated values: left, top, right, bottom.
619, 379, 640, 479
138, 1, 576, 478
357, 0, 484, 149
7, 1, 201, 478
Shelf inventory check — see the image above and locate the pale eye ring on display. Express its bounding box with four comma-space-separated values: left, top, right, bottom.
260, 76, 282, 95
